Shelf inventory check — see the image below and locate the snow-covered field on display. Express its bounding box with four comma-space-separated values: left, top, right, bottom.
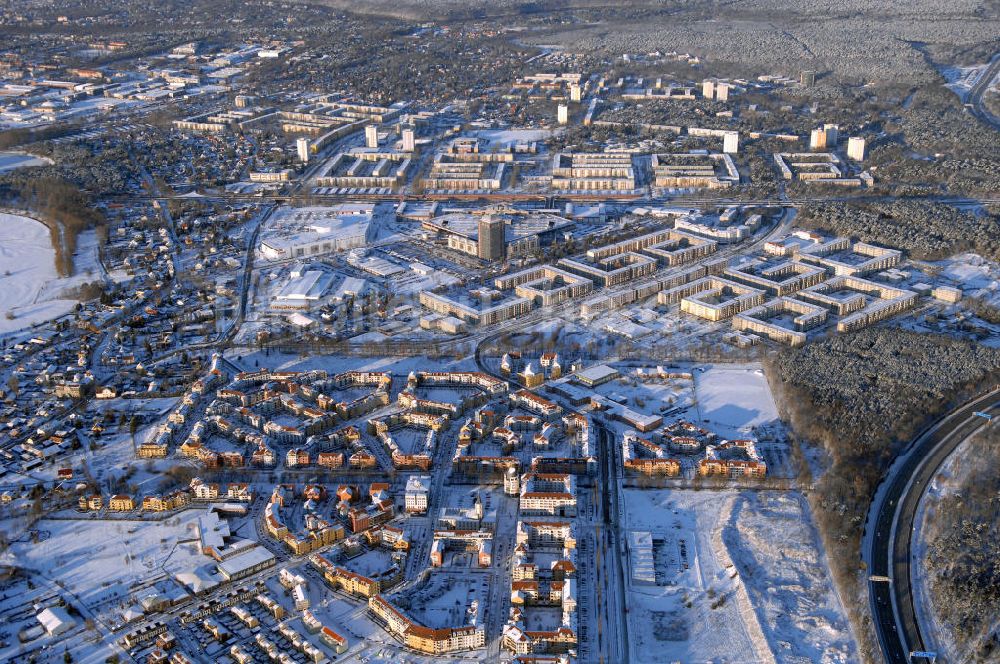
0, 213, 101, 334
625, 489, 769, 664
693, 365, 780, 437
722, 491, 857, 663
1, 514, 207, 610
624, 488, 856, 664
0, 151, 49, 172
939, 253, 1000, 306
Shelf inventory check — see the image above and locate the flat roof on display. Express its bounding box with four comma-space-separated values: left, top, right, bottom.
406, 475, 431, 492
575, 364, 620, 384
275, 270, 334, 300
218, 546, 275, 578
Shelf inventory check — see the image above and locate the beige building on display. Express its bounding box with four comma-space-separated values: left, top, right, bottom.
495, 265, 594, 307
550, 152, 636, 191
658, 277, 766, 321
732, 297, 828, 347
651, 152, 739, 189
847, 136, 866, 161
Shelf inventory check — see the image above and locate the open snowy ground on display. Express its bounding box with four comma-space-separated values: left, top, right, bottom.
0, 212, 102, 335
0, 151, 50, 172
624, 488, 856, 663
938, 253, 1000, 306
722, 491, 857, 663
693, 364, 780, 437
1, 514, 207, 611
941, 63, 990, 101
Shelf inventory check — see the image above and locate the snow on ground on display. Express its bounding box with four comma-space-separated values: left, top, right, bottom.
722, 491, 857, 663
226, 349, 478, 376
941, 63, 989, 101
693, 364, 780, 437
0, 513, 207, 610
911, 429, 981, 664
624, 489, 771, 664
0, 151, 50, 172
624, 488, 856, 664
938, 253, 1000, 306
474, 128, 555, 145
0, 213, 102, 334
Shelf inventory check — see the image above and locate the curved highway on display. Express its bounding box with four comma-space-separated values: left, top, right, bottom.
966, 53, 1000, 130
867, 388, 1000, 663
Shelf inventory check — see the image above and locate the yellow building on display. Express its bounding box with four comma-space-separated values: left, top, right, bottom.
137, 443, 168, 459
79, 494, 103, 511
109, 495, 135, 511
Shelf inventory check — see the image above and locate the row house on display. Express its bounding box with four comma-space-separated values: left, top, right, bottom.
510, 390, 562, 419
142, 490, 191, 512
368, 594, 485, 655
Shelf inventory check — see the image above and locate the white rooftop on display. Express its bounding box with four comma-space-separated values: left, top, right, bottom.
37, 606, 76, 636
275, 269, 335, 301
406, 475, 432, 494
217, 546, 275, 579
575, 364, 620, 384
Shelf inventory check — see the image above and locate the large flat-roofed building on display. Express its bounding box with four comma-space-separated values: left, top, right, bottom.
270, 265, 336, 311
494, 265, 593, 307
422, 137, 514, 192
732, 297, 828, 346
651, 152, 739, 189
724, 259, 827, 296
558, 252, 656, 287
173, 105, 273, 133
424, 157, 506, 191
550, 152, 636, 191
585, 228, 717, 267
795, 276, 916, 333
313, 96, 407, 123
259, 205, 374, 261
420, 288, 532, 327
574, 364, 620, 388
773, 152, 862, 186
657, 276, 767, 321
797, 239, 901, 276
217, 546, 276, 581
421, 209, 574, 261
315, 148, 411, 190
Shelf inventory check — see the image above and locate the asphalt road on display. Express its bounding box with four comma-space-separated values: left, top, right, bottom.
966, 54, 1000, 130
867, 388, 1000, 663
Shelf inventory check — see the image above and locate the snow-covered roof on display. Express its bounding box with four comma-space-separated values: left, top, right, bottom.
37, 606, 76, 636
217, 546, 275, 579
